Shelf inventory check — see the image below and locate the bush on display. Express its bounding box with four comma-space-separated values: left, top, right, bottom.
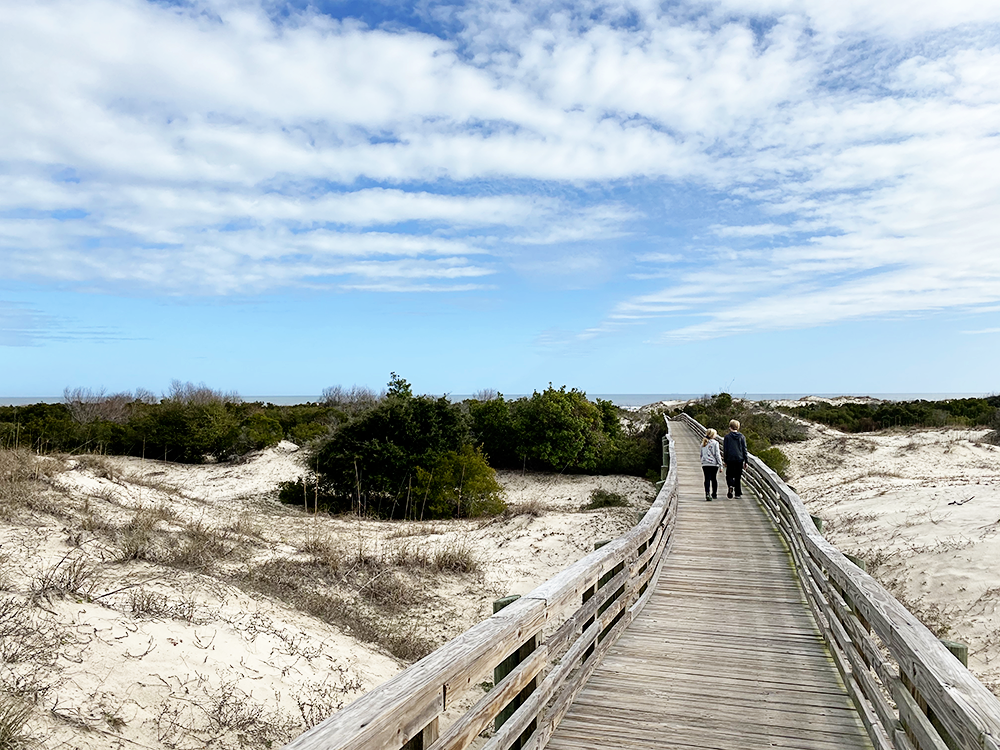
1, 382, 350, 463
511, 386, 608, 472
312, 379, 472, 518
467, 395, 518, 467
468, 387, 666, 477
583, 488, 629, 510
785, 397, 1000, 433
755, 446, 791, 479
413, 446, 505, 519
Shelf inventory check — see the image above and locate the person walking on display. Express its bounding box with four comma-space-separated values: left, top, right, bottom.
723, 419, 748, 498
700, 428, 722, 501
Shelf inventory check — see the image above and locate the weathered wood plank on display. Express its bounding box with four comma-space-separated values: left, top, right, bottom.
675, 412, 1000, 750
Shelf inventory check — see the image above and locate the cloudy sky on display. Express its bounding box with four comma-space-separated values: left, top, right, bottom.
2, 0, 1000, 398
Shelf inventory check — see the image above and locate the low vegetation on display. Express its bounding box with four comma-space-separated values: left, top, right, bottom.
278, 375, 666, 520
4, 375, 667, 523
582, 489, 629, 510
781, 396, 1000, 433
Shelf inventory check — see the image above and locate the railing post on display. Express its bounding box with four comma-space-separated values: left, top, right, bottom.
940, 639, 969, 667
843, 553, 867, 572
661, 434, 670, 480
493, 595, 538, 747
401, 717, 439, 750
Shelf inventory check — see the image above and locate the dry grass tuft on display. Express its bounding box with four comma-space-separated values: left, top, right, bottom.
233, 556, 435, 661
292, 672, 363, 730
0, 450, 65, 519
0, 597, 63, 703
127, 588, 197, 621
223, 512, 264, 540
72, 454, 119, 481
385, 524, 445, 539
31, 554, 96, 601
0, 693, 36, 750
505, 498, 545, 517
114, 508, 161, 562
430, 541, 479, 574
167, 518, 245, 572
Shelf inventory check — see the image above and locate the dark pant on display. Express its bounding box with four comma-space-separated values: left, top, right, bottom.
702, 466, 718, 497
726, 462, 744, 496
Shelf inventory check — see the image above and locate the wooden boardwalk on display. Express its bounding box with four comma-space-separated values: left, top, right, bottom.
545, 421, 874, 750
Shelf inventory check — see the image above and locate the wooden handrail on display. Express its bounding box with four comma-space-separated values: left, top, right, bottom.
282, 421, 679, 750
674, 412, 1000, 750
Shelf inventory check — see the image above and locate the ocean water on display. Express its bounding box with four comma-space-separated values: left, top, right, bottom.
0, 393, 990, 407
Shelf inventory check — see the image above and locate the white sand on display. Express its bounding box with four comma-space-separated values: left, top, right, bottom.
9, 409, 997, 748
0, 445, 654, 749
782, 422, 1000, 696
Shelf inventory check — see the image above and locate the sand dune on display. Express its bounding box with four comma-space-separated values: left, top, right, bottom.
0, 444, 652, 749
782, 423, 1000, 696
4, 414, 998, 748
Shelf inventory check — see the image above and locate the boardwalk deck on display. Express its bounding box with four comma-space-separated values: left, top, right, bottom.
545, 421, 874, 750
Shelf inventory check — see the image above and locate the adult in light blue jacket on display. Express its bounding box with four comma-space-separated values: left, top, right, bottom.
700, 428, 722, 501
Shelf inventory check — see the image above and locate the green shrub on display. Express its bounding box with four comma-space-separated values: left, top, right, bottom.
412, 445, 505, 519
312, 378, 470, 518
509, 386, 607, 472
468, 387, 666, 477
242, 413, 283, 450
755, 447, 790, 479
785, 397, 1000, 433
583, 488, 629, 510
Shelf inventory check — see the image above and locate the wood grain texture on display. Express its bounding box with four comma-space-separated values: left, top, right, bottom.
545, 421, 874, 750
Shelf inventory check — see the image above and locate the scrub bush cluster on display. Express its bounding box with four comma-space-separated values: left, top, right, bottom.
782, 397, 1000, 433
4, 375, 668, 521
0, 382, 344, 461
283, 377, 667, 519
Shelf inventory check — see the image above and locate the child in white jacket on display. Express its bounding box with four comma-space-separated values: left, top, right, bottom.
700, 428, 723, 501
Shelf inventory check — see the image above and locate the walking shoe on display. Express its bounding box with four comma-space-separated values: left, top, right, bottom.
711, 494, 717, 500
727, 487, 733, 498
735, 494, 743, 499
705, 494, 712, 501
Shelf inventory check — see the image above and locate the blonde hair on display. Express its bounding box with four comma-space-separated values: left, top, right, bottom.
702, 428, 717, 447
729, 420, 740, 430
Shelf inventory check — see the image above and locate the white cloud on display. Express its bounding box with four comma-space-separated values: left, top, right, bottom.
2, 0, 1000, 338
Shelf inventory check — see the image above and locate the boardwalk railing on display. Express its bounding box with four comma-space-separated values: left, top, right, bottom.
283, 425, 679, 750
675, 412, 1000, 750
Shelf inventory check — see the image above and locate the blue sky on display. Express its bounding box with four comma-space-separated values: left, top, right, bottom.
2, 0, 1000, 398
